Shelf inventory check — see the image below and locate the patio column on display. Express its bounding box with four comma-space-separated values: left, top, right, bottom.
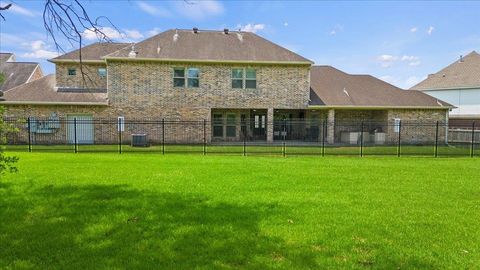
267, 108, 274, 143
327, 109, 335, 144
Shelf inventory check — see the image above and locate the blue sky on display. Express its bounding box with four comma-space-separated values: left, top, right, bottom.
1, 0, 479, 88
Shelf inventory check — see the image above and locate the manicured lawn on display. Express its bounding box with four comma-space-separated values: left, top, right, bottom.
0, 153, 479, 269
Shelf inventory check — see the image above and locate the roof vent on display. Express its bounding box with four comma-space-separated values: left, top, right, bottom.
236, 32, 243, 42
224, 28, 229, 34
128, 44, 137, 58
173, 30, 179, 42
193, 27, 198, 34
442, 74, 446, 77
459, 55, 464, 63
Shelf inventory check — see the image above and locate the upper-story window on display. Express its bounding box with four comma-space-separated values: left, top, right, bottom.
68, 68, 76, 76
98, 68, 107, 78
232, 68, 256, 89
173, 67, 200, 88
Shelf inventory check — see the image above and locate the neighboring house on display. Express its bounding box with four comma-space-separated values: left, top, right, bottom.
0, 53, 43, 92
1, 28, 451, 144
411, 51, 480, 127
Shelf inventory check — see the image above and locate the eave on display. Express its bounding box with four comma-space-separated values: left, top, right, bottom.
103, 56, 313, 66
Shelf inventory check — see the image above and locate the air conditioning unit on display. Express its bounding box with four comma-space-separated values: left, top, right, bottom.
131, 134, 148, 147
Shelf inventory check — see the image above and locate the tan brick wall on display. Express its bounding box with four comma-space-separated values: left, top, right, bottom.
386, 109, 449, 144
56, 63, 107, 89
106, 61, 311, 119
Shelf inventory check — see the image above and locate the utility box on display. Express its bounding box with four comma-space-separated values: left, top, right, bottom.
131, 134, 148, 147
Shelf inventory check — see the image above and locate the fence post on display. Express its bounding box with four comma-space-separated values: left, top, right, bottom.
162, 118, 165, 155
282, 119, 286, 157
27, 117, 32, 152
118, 118, 122, 154
203, 119, 206, 155
471, 121, 475, 158
397, 120, 402, 157
74, 118, 78, 153
434, 121, 439, 157
322, 119, 326, 157
360, 121, 364, 157
243, 124, 246, 156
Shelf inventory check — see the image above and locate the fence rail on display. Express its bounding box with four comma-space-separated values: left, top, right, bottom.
2, 117, 478, 157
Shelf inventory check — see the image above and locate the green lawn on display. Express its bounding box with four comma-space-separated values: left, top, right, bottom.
1, 153, 479, 269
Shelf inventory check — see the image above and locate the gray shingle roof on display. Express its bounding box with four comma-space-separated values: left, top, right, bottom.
411, 51, 480, 90
0, 61, 40, 91
51, 42, 130, 62
309, 66, 452, 108
1, 74, 108, 105
0, 53, 15, 63
105, 29, 313, 64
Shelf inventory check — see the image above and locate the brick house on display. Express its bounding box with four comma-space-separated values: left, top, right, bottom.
0, 53, 43, 92
0, 28, 452, 144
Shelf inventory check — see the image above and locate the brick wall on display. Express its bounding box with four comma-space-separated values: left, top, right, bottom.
106, 61, 311, 119
55, 63, 107, 89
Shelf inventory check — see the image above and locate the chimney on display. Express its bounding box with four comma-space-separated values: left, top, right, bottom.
224, 28, 229, 35
459, 55, 464, 62
128, 44, 137, 58
193, 27, 198, 34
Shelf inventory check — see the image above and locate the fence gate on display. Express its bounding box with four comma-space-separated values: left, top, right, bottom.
67, 115, 94, 144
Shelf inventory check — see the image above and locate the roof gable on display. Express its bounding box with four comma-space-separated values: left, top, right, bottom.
105, 29, 312, 64
0, 61, 40, 91
411, 51, 480, 90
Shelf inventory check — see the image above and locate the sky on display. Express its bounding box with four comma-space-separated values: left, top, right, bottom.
1, 0, 479, 89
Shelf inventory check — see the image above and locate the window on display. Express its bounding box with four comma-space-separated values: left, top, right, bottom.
226, 114, 236, 137
394, 118, 401, 133
232, 69, 243, 89
173, 68, 185, 87
187, 68, 199, 88
245, 68, 256, 89
173, 67, 200, 88
68, 68, 76, 76
231, 68, 256, 89
98, 68, 107, 77
213, 114, 223, 137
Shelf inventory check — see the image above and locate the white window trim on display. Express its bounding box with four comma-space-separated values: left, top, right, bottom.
231, 67, 256, 89
173, 67, 200, 88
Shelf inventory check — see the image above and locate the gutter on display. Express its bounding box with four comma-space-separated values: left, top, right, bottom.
103, 56, 313, 66
48, 59, 106, 64
307, 105, 454, 110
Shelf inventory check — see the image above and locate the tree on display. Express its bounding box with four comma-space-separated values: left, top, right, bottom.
0, 75, 18, 175
1, 0, 118, 87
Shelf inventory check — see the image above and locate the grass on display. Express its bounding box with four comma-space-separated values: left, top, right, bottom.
1, 152, 479, 269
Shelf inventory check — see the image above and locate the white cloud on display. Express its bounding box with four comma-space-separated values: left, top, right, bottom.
405, 76, 422, 87
21, 40, 59, 59
124, 29, 144, 40
427, 26, 435, 35
82, 27, 144, 41
410, 27, 418, 33
0, 1, 36, 17
377, 54, 398, 67
237, 23, 266, 33
329, 24, 344, 36
147, 27, 161, 37
377, 54, 421, 67
136, 1, 170, 17
408, 61, 421, 66
175, 0, 224, 20
283, 22, 289, 27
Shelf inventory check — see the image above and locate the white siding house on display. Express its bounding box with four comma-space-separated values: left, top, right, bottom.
411, 51, 480, 126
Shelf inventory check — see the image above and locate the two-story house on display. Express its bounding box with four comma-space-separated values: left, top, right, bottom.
1, 28, 451, 145
411, 51, 480, 127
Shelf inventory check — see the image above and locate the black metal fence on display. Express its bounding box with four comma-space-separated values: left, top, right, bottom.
2, 117, 479, 157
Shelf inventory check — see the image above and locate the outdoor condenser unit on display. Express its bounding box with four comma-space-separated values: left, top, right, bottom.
131, 134, 148, 147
